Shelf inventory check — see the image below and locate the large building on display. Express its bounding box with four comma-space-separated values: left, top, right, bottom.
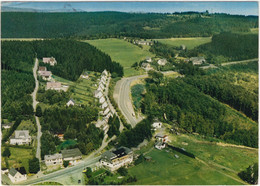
100, 147, 133, 171
10, 130, 31, 145
44, 153, 63, 166
61, 148, 82, 165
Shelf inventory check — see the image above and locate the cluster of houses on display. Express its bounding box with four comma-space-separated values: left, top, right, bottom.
9, 130, 31, 145
141, 57, 168, 71
100, 146, 133, 171
38, 57, 67, 91
94, 70, 114, 127
44, 148, 82, 166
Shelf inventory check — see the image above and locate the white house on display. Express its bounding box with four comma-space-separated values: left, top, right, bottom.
94, 90, 103, 99
146, 57, 152, 63
81, 72, 89, 79
66, 99, 75, 107
103, 107, 110, 116
100, 147, 133, 171
61, 148, 82, 165
43, 57, 57, 66
44, 153, 63, 166
101, 75, 107, 82
38, 71, 52, 81
141, 63, 152, 71
104, 112, 112, 122
2, 168, 9, 174
152, 120, 162, 129
2, 123, 13, 129
155, 134, 168, 143
10, 130, 31, 145
100, 79, 106, 87
102, 69, 108, 77
99, 83, 105, 91
155, 141, 166, 150
8, 168, 27, 183
99, 96, 106, 104
101, 102, 108, 109
158, 59, 167, 66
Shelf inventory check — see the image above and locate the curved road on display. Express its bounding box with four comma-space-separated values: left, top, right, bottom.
31, 58, 41, 160
114, 75, 147, 127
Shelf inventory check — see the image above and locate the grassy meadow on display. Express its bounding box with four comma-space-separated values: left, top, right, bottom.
128, 130, 257, 185
128, 149, 244, 185
156, 37, 211, 49
84, 39, 155, 77
1, 146, 34, 173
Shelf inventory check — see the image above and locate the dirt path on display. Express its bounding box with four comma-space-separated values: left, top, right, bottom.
221, 58, 258, 66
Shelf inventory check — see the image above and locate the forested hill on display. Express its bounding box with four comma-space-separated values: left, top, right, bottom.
2, 12, 258, 38
33, 39, 123, 80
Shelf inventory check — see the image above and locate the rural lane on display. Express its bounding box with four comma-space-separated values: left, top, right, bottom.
31, 58, 42, 160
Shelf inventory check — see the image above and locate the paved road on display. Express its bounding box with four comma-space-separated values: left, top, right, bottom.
114, 75, 147, 127
17, 156, 100, 185
31, 58, 42, 160
221, 58, 258, 66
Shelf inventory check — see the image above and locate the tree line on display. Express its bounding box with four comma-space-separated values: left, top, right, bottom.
141, 77, 258, 148
2, 12, 257, 39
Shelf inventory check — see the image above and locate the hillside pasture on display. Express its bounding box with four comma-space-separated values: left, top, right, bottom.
85, 39, 155, 77
156, 37, 211, 49
128, 149, 244, 185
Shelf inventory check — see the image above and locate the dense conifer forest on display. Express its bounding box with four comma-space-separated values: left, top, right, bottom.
2, 12, 258, 38
192, 32, 258, 62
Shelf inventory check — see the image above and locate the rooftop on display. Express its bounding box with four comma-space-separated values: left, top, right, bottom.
61, 148, 82, 159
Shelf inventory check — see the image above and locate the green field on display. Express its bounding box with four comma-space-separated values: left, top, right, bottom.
128, 149, 244, 185
156, 37, 211, 49
84, 39, 155, 77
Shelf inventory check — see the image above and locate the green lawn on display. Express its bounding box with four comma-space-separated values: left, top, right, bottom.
34, 181, 62, 185
84, 39, 155, 77
129, 149, 243, 185
1, 147, 34, 173
156, 37, 211, 49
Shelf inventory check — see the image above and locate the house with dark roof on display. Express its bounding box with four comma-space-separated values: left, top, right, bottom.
61, 148, 82, 165
8, 167, 27, 183
10, 130, 31, 145
100, 147, 133, 171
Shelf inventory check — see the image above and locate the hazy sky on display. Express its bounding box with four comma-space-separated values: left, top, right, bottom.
2, 1, 258, 16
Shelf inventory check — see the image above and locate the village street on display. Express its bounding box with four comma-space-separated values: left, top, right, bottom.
31, 58, 42, 160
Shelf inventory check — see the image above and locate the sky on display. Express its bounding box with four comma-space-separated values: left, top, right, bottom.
1, 1, 259, 16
